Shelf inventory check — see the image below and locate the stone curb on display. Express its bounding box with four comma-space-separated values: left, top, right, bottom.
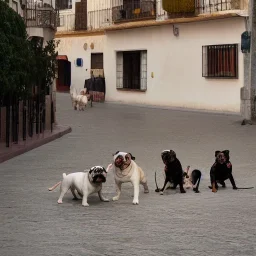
105, 100, 241, 116
0, 125, 72, 164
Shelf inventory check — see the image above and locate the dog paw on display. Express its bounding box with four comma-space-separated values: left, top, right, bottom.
112, 196, 119, 201
212, 189, 218, 193
180, 190, 186, 193
132, 200, 139, 205
155, 188, 160, 192
57, 200, 63, 204
144, 189, 149, 193
72, 198, 78, 201
160, 191, 163, 195
233, 187, 238, 190
82, 203, 89, 207
103, 199, 110, 202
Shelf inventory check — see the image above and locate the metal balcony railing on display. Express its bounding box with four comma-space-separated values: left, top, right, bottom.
26, 0, 58, 30
196, 0, 247, 15
112, 1, 156, 23
57, 14, 75, 32
160, 0, 247, 18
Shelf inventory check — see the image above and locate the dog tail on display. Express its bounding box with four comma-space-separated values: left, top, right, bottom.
48, 181, 61, 191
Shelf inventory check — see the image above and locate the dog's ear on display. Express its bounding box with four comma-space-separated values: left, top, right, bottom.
169, 150, 176, 158
215, 151, 220, 157
113, 151, 119, 156
89, 167, 95, 174
102, 167, 107, 173
223, 150, 230, 158
129, 153, 135, 160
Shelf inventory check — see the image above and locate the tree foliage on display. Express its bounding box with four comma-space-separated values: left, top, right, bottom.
0, 1, 59, 105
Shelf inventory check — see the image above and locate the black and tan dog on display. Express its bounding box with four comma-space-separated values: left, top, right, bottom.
156, 150, 186, 195
209, 150, 237, 193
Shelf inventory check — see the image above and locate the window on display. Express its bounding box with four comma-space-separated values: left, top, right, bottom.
91, 53, 103, 69
116, 50, 147, 91
202, 44, 238, 78
56, 0, 72, 10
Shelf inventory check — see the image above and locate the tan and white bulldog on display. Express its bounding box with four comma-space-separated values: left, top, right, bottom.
111, 151, 149, 205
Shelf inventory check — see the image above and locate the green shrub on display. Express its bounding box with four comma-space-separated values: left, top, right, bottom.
0, 1, 32, 100
0, 1, 59, 104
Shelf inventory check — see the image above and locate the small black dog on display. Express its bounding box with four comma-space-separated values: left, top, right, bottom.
156, 150, 186, 195
209, 150, 237, 193
183, 166, 202, 193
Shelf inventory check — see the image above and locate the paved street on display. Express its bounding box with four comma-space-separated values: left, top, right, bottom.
1, 93, 256, 256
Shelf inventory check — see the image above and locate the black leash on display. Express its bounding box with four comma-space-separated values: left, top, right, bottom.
155, 171, 160, 192
236, 187, 254, 189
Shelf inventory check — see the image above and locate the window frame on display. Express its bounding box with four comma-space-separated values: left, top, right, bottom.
91, 53, 104, 70
56, 0, 72, 11
116, 50, 147, 92
202, 43, 238, 79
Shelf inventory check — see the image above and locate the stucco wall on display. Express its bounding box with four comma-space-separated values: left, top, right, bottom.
56, 17, 246, 113
104, 17, 245, 113
56, 35, 105, 87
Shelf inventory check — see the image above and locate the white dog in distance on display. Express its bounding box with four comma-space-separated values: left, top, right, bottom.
70, 86, 88, 111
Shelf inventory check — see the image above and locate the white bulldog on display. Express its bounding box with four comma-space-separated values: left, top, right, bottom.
48, 165, 111, 207
111, 151, 149, 205
70, 86, 88, 111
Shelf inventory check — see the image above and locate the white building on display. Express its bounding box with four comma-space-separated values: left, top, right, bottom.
56, 0, 250, 113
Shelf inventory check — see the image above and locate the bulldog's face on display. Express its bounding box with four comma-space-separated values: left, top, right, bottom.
89, 166, 107, 184
161, 150, 176, 165
215, 150, 230, 164
113, 151, 135, 170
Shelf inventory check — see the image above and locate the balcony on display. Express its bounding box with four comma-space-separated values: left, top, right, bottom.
57, 14, 75, 32
196, 0, 247, 15
161, 0, 248, 18
26, 0, 58, 30
112, 0, 156, 23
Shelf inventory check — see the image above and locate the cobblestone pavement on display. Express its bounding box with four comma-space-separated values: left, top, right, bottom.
1, 93, 256, 256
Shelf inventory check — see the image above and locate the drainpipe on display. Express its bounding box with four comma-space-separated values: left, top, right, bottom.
241, 0, 256, 124
250, 0, 256, 121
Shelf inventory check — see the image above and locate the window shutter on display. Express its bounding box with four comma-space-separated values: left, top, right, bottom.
75, 0, 87, 30
140, 51, 147, 90
116, 52, 123, 88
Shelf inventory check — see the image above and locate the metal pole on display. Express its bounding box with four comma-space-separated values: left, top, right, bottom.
241, 0, 256, 124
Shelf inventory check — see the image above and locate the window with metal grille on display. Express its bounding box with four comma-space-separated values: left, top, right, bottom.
116, 50, 147, 91
56, 0, 72, 10
91, 53, 103, 69
202, 44, 238, 78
